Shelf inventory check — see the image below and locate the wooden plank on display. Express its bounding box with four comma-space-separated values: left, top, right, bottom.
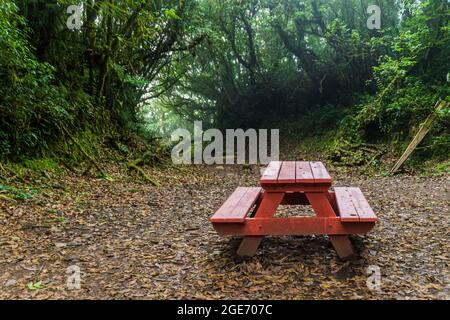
260, 184, 330, 193
348, 187, 377, 222
260, 161, 282, 184
210, 187, 261, 223
390, 100, 448, 175
277, 161, 296, 183
295, 161, 314, 183
335, 187, 377, 222
212, 217, 376, 236
210, 187, 248, 223
310, 161, 332, 183
334, 187, 359, 222
231, 187, 261, 220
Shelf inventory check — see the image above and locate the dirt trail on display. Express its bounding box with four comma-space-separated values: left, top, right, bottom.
0, 164, 449, 299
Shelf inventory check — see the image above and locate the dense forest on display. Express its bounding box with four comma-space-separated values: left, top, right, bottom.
1, 0, 450, 301
0, 0, 449, 169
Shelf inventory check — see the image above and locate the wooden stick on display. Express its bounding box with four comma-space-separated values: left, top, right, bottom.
390, 100, 447, 175
127, 161, 160, 187
0, 194, 15, 202
61, 125, 107, 177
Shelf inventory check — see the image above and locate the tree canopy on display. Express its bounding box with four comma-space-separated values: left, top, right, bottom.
0, 0, 449, 162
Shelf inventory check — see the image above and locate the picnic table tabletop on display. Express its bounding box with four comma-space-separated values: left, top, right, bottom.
260, 161, 332, 191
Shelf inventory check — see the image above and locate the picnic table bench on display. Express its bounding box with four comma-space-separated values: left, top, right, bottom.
210, 161, 378, 259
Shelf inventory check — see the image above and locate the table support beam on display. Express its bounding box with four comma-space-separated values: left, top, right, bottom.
213, 218, 375, 236
237, 192, 284, 257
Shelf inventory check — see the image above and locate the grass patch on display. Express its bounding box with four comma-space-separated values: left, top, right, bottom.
0, 183, 39, 200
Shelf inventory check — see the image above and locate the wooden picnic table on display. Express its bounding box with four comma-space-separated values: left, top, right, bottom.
210, 161, 378, 259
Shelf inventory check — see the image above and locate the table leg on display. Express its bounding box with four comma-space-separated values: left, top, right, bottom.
237, 236, 264, 257
237, 192, 284, 257
329, 235, 355, 260
305, 192, 336, 217
306, 192, 356, 259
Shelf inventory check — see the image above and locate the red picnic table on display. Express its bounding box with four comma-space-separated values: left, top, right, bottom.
210, 161, 378, 259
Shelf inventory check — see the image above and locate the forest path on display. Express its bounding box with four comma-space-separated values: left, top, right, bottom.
0, 163, 449, 299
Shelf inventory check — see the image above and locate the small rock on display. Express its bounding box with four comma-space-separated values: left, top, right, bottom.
216, 166, 224, 170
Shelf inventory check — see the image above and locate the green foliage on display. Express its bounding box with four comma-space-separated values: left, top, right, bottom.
0, 0, 91, 159
0, 0, 194, 161
0, 0, 448, 167
27, 281, 46, 291
157, 0, 402, 128
344, 0, 450, 156
0, 183, 38, 200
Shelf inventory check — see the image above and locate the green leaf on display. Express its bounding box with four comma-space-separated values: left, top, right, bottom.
164, 9, 180, 20
28, 281, 46, 291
